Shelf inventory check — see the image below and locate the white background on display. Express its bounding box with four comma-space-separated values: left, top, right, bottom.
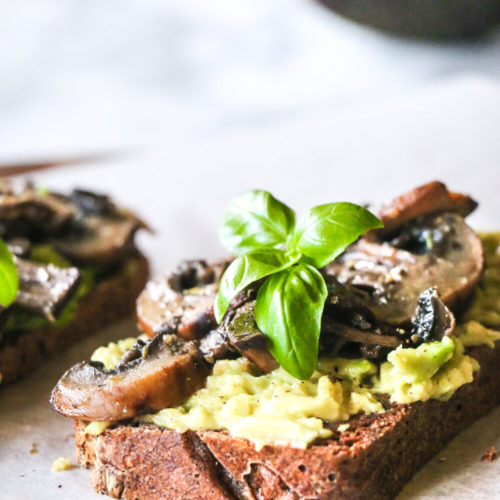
0, 0, 499, 161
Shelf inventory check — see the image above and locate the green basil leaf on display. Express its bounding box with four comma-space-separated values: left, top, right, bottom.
289, 202, 383, 268
0, 240, 19, 307
255, 264, 327, 379
219, 190, 296, 255
214, 248, 298, 323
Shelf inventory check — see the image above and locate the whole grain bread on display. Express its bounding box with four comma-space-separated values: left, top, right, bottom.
0, 252, 149, 385
75, 339, 500, 500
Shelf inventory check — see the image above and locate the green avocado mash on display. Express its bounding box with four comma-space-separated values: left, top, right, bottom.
140, 358, 383, 450
89, 233, 500, 449
374, 336, 478, 403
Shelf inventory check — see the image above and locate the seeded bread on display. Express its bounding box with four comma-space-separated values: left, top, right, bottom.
74, 339, 500, 500
0, 252, 149, 385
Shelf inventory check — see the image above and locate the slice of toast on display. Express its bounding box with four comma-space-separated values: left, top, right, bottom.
74, 339, 500, 500
0, 252, 149, 385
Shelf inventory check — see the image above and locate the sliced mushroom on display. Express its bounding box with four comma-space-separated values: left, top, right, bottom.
199, 329, 232, 363
323, 277, 376, 331
0, 180, 77, 238
222, 300, 279, 373
323, 320, 401, 348
387, 217, 454, 255
137, 259, 230, 340
50, 333, 209, 421
326, 213, 484, 325
167, 259, 223, 292
53, 214, 142, 266
14, 258, 80, 321
137, 279, 217, 340
320, 288, 455, 358
7, 237, 31, 258
70, 189, 114, 216
0, 181, 147, 266
322, 278, 400, 349
374, 181, 477, 238
408, 287, 455, 344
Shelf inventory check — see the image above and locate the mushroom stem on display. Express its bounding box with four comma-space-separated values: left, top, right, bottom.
323, 320, 401, 348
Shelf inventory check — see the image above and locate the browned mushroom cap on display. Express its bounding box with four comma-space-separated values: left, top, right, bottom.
15, 258, 80, 320
0, 182, 147, 266
137, 260, 230, 340
199, 329, 232, 363
167, 259, 224, 292
374, 181, 477, 237
0, 180, 77, 237
53, 214, 143, 266
326, 213, 484, 326
50, 334, 209, 421
137, 279, 217, 340
409, 287, 456, 344
222, 300, 278, 373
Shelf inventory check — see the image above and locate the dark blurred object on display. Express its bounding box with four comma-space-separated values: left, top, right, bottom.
317, 0, 500, 40
0, 151, 124, 177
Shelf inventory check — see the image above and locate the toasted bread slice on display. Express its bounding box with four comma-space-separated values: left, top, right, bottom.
74, 340, 500, 500
0, 252, 149, 386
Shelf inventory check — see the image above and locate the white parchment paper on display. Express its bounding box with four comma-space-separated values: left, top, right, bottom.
1, 77, 499, 499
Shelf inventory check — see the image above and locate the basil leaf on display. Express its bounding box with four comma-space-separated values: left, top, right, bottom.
255, 264, 327, 379
215, 248, 297, 323
219, 190, 295, 255
0, 240, 19, 307
289, 202, 383, 268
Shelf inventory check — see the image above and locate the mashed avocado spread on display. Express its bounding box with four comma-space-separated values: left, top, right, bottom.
89, 234, 500, 449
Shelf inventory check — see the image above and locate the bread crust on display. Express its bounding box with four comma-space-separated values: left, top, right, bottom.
75, 340, 500, 500
0, 252, 149, 385
76, 423, 234, 500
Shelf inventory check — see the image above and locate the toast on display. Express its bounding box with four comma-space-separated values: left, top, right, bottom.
75, 339, 500, 500
51, 183, 500, 499
0, 180, 149, 386
0, 252, 149, 385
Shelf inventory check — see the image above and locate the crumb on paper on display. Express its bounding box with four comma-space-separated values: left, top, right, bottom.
481, 447, 497, 462
337, 424, 350, 433
58, 485, 62, 489
52, 457, 72, 472
29, 442, 38, 454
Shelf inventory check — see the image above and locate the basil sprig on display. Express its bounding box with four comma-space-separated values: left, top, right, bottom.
255, 264, 327, 379
219, 190, 295, 254
216, 189, 382, 379
0, 240, 19, 307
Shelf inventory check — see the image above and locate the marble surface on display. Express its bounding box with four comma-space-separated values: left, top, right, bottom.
0, 77, 499, 499
1, 0, 500, 161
